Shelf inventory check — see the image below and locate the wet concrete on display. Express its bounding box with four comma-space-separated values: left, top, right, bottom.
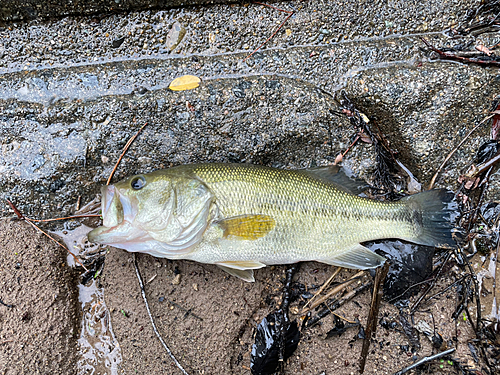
1, 42, 499, 218
0, 0, 241, 22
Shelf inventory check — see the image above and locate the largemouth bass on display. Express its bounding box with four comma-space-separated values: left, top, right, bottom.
88, 163, 456, 282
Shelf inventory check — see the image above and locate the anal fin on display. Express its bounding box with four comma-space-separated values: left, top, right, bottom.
216, 260, 266, 270
217, 266, 255, 282
320, 244, 386, 270
215, 260, 267, 282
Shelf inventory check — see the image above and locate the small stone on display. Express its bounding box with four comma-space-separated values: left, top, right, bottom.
111, 36, 125, 48
192, 283, 198, 291
101, 155, 109, 163
172, 274, 181, 285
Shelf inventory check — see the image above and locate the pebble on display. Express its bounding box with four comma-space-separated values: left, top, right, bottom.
172, 274, 181, 285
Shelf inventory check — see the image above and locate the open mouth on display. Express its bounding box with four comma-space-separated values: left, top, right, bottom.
101, 185, 124, 228
87, 184, 140, 245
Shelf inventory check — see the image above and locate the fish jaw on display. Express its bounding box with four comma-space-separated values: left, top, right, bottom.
87, 216, 148, 245
88, 184, 142, 245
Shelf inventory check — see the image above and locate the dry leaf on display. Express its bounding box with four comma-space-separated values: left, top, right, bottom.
491, 106, 500, 140
169, 75, 201, 91
476, 44, 493, 56
359, 129, 372, 144
186, 101, 195, 111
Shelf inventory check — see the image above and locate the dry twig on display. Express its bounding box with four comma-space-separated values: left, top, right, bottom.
392, 348, 455, 375
6, 199, 88, 271
303, 267, 342, 309
421, 37, 500, 66
134, 254, 190, 375
107, 122, 148, 185
301, 270, 365, 313
243, 3, 294, 63
359, 263, 390, 373
428, 114, 494, 189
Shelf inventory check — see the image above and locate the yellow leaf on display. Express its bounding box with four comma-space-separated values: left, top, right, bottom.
169, 75, 201, 91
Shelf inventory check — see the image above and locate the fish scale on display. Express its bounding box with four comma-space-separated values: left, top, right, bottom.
186, 164, 415, 262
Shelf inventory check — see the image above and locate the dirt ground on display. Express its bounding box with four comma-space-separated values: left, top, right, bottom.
0, 217, 490, 375
0, 219, 79, 375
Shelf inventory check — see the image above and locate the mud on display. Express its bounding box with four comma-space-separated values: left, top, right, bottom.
0, 219, 79, 374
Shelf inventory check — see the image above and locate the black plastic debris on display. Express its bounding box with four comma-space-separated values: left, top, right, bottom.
250, 311, 300, 375
81, 254, 105, 285
480, 201, 500, 224
476, 140, 500, 164
365, 240, 434, 302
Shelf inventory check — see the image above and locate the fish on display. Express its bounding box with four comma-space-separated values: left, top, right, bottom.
87, 163, 457, 282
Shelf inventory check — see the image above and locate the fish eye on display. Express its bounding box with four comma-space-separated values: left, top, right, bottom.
131, 175, 146, 190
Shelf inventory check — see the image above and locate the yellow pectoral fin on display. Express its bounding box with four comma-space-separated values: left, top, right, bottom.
217, 214, 276, 240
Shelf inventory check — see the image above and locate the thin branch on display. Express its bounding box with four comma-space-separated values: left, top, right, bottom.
301, 270, 365, 313
471, 152, 500, 177
25, 219, 88, 271
0, 298, 14, 308
107, 122, 148, 185
305, 281, 373, 328
6, 199, 88, 271
392, 348, 455, 375
27, 214, 101, 222
243, 3, 294, 63
428, 114, 494, 189
133, 254, 190, 375
359, 263, 390, 373
411, 251, 453, 313
421, 37, 500, 66
303, 267, 342, 309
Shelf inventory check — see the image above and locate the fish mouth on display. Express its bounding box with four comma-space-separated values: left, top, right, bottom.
101, 185, 137, 226
101, 185, 123, 228
87, 184, 138, 244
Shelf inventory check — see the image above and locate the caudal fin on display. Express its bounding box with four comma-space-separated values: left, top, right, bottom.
402, 189, 458, 248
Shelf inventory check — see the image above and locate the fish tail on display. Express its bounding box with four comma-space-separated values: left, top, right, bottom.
402, 189, 459, 248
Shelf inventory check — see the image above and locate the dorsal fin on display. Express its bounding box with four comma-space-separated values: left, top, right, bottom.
301, 166, 368, 194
